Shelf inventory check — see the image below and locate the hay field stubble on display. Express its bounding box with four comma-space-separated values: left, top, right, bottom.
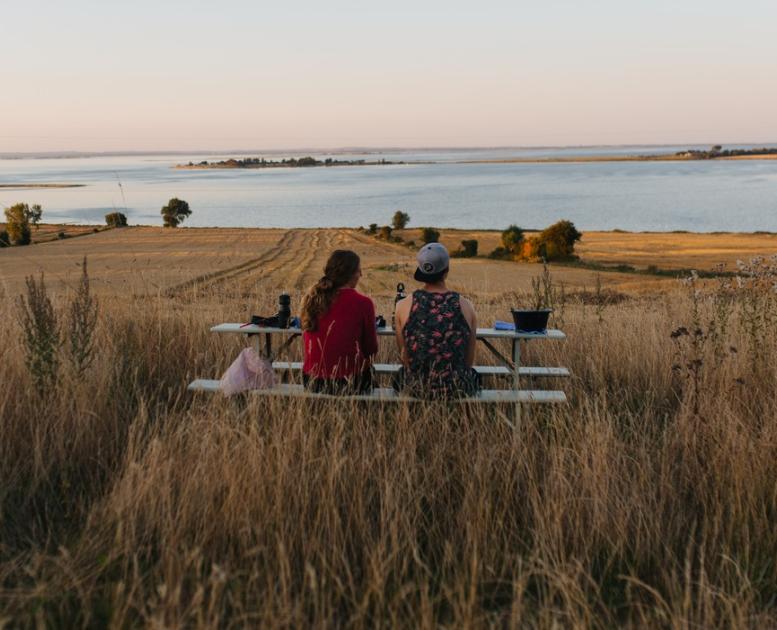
1, 227, 776, 627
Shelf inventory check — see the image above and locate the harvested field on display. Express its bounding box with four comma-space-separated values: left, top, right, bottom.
397, 228, 777, 272
1, 225, 776, 627
1, 226, 687, 301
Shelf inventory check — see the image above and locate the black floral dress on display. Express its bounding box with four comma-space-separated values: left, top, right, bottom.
400, 290, 479, 398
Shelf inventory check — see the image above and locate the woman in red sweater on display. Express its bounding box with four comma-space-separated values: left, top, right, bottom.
300, 250, 378, 394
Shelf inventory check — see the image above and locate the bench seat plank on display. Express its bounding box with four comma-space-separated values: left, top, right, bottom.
187, 379, 566, 404
270, 362, 569, 378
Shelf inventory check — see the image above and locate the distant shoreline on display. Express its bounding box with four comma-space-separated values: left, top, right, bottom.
173, 149, 777, 169
460, 153, 777, 165
0, 183, 85, 189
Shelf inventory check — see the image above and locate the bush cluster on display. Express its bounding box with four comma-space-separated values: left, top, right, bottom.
490, 220, 582, 261
105, 212, 128, 227
452, 239, 478, 258
420, 227, 440, 244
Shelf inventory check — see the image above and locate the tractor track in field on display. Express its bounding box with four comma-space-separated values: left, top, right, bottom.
234, 229, 320, 293
166, 228, 415, 299
165, 230, 296, 297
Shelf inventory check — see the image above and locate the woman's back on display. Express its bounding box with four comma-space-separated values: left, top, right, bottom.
402, 290, 477, 397
303, 287, 377, 379
300, 249, 377, 394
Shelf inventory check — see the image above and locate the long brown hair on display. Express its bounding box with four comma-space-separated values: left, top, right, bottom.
301, 250, 361, 331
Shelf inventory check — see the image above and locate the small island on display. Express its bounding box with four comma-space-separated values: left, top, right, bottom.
670, 145, 777, 160
175, 156, 404, 169
0, 183, 85, 189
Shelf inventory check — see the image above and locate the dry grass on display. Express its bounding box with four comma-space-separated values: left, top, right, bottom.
1, 230, 776, 627
396, 228, 777, 272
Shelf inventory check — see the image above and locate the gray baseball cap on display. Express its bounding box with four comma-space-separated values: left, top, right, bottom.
414, 242, 450, 282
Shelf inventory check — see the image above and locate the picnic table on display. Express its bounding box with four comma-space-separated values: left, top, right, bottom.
188, 323, 569, 404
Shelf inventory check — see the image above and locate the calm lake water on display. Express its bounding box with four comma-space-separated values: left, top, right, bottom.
1, 146, 776, 232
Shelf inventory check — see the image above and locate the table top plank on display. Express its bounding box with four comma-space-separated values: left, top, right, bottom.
211, 323, 566, 340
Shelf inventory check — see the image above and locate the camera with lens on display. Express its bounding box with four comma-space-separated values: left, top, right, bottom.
250, 293, 293, 328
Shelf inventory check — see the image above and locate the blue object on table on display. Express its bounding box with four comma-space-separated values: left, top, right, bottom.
290, 316, 301, 328
494, 320, 516, 331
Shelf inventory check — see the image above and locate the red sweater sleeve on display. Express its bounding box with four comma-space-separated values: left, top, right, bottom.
361, 297, 379, 358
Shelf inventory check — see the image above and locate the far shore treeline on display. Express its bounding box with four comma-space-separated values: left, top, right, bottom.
176, 156, 403, 169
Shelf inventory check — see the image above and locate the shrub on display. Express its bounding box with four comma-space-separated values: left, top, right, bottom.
420, 227, 440, 244
4, 203, 35, 245
501, 225, 525, 257
161, 198, 191, 228
0, 230, 9, 247
105, 212, 128, 227
488, 246, 510, 259
391, 211, 410, 230
535, 220, 582, 260
367, 223, 378, 235
453, 239, 478, 258
378, 225, 393, 240
58, 231, 66, 239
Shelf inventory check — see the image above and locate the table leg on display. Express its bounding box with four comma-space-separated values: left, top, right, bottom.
512, 338, 522, 431
264, 333, 272, 359
249, 334, 261, 356
512, 338, 521, 390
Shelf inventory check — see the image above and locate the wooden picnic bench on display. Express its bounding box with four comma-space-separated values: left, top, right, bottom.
188, 323, 569, 406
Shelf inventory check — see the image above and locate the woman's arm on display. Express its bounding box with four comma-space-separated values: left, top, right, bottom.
461, 297, 477, 368
394, 296, 411, 368
361, 297, 379, 358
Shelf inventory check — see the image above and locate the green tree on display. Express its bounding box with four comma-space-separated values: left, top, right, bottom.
4, 203, 35, 245
29, 204, 43, 229
501, 224, 525, 256
420, 227, 440, 244
105, 212, 128, 227
161, 198, 191, 228
0, 230, 9, 247
367, 223, 378, 235
391, 210, 410, 230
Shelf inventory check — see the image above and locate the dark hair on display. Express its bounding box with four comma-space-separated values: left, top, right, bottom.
301, 250, 361, 332
414, 267, 449, 284
425, 268, 448, 284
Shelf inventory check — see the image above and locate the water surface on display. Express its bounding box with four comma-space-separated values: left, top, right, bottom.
1, 147, 775, 232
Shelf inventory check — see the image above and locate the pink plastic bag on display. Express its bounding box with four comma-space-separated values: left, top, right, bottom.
219, 347, 276, 395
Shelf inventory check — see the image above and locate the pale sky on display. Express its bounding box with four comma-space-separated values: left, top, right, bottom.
2, 0, 776, 152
